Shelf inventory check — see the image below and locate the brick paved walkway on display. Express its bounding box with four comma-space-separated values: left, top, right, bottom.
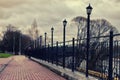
0, 56, 66, 80
0, 57, 12, 68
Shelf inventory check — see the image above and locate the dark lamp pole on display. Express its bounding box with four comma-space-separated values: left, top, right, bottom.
51, 27, 54, 47
51, 27, 54, 64
63, 19, 67, 68
44, 32, 47, 61
86, 4, 92, 78
39, 36, 42, 48
44, 32, 47, 47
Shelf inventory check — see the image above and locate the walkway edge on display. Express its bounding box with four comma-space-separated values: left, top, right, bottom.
31, 57, 99, 80
30, 58, 71, 80
0, 58, 13, 73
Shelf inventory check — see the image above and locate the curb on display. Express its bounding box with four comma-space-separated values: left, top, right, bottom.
30, 58, 78, 80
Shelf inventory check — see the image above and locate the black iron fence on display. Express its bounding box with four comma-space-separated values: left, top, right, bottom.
25, 31, 120, 80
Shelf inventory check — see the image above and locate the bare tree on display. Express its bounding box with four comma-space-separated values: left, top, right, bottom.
71, 16, 119, 69
28, 19, 39, 48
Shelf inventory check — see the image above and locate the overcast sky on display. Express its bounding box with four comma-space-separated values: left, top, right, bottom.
0, 0, 120, 41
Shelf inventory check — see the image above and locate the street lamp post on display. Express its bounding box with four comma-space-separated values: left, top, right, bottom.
39, 36, 42, 48
51, 27, 54, 64
51, 27, 54, 48
63, 19, 67, 68
86, 4, 93, 77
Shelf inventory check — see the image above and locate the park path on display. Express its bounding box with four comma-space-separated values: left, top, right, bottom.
0, 57, 12, 68
0, 56, 66, 80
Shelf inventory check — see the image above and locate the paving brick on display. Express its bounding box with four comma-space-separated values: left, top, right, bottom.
0, 57, 12, 68
0, 56, 66, 80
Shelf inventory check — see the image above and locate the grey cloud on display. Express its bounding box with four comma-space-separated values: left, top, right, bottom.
0, 0, 28, 8
0, 0, 120, 40
115, 0, 120, 2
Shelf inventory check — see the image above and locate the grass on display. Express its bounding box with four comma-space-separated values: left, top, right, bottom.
0, 53, 13, 58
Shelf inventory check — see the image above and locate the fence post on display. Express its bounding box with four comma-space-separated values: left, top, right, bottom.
44, 32, 47, 61
56, 41, 58, 66
72, 38, 75, 72
51, 46, 54, 64
108, 30, 113, 80
48, 44, 50, 63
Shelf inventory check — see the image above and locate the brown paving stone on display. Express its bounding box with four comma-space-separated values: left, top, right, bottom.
0, 56, 66, 80
0, 57, 12, 68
